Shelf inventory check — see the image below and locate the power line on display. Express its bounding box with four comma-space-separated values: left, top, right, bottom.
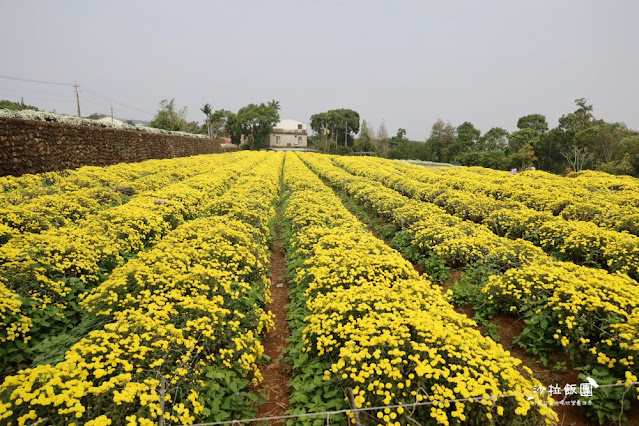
0, 74, 73, 86
81, 91, 113, 110
83, 86, 155, 116
0, 74, 155, 117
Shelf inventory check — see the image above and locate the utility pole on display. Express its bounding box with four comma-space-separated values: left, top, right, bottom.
73, 81, 81, 117
111, 105, 114, 123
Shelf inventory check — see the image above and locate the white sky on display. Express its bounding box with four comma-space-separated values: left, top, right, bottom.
1, 0, 638, 139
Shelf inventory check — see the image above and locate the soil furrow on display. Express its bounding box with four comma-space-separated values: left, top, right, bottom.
256, 187, 292, 424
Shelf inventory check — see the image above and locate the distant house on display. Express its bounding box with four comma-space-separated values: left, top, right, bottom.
269, 119, 307, 148
95, 116, 127, 126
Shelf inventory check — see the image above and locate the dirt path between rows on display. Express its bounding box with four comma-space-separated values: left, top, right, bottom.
255, 202, 292, 424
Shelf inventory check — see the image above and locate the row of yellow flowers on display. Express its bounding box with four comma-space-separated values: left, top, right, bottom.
301, 153, 638, 421
0, 152, 283, 425
0, 154, 224, 206
0, 152, 267, 371
284, 153, 557, 425
388, 160, 639, 236
0, 155, 229, 239
484, 260, 639, 369
333, 156, 639, 280
303, 153, 544, 270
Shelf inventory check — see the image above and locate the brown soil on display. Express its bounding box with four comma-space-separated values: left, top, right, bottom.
441, 270, 463, 289
255, 222, 292, 424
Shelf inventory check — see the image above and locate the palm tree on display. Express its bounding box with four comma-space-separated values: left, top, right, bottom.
201, 103, 213, 138
268, 99, 280, 111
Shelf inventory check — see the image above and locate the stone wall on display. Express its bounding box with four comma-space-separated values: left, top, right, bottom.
0, 118, 224, 176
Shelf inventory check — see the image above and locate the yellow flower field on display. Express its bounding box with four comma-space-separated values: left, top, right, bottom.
1, 151, 637, 425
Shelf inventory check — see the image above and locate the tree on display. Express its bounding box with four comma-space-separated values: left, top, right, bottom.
388, 139, 435, 161
310, 135, 337, 154
558, 98, 594, 133
426, 119, 456, 162
376, 121, 389, 154
456, 121, 481, 152
389, 128, 408, 148
149, 98, 191, 132
356, 119, 376, 152
235, 100, 280, 149
457, 150, 506, 169
507, 143, 537, 170
532, 129, 567, 172
618, 135, 639, 175
457, 125, 507, 169
562, 145, 593, 172
310, 109, 360, 147
517, 114, 548, 133
209, 109, 233, 138
224, 111, 241, 145
508, 128, 540, 153
201, 103, 213, 138
589, 122, 632, 163
0, 99, 39, 111
479, 127, 508, 151
554, 98, 598, 171
597, 153, 634, 176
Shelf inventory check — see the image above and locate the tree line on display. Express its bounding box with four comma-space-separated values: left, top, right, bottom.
5, 96, 635, 176
309, 99, 639, 176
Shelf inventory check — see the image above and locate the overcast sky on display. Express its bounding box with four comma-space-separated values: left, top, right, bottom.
1, 0, 638, 139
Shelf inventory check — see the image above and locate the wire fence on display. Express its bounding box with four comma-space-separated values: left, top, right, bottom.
185, 381, 639, 426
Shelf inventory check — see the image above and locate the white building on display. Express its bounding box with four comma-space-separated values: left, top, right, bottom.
268, 118, 307, 148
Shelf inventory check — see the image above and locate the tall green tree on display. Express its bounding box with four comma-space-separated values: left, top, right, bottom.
556, 98, 596, 171
479, 127, 508, 151
558, 98, 594, 133
588, 122, 632, 163
389, 128, 408, 149
310, 109, 360, 147
517, 114, 549, 133
149, 98, 192, 132
508, 129, 540, 170
618, 135, 639, 175
508, 128, 540, 153
426, 119, 457, 162
532, 129, 567, 172
224, 111, 241, 144
235, 100, 280, 149
201, 103, 213, 138
356, 119, 376, 152
456, 121, 481, 152
208, 109, 233, 138
376, 121, 389, 154
507, 143, 537, 170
